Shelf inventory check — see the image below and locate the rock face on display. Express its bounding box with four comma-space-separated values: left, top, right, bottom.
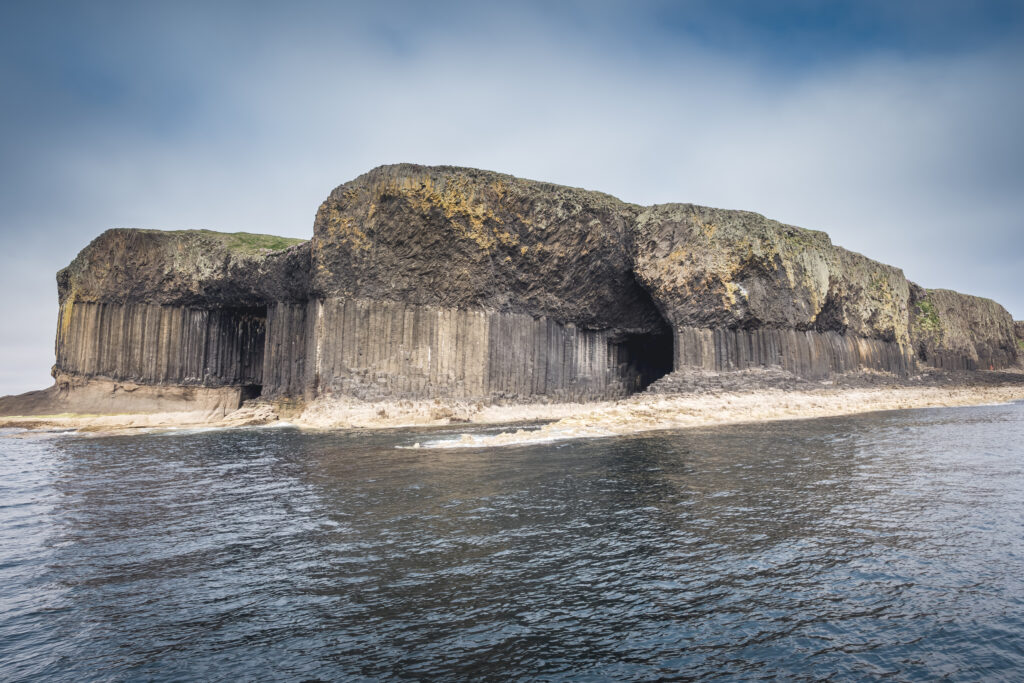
2, 163, 1018, 415
312, 164, 662, 332
1016, 322, 1024, 367
633, 204, 914, 378
302, 165, 670, 401
908, 285, 1018, 370
58, 228, 309, 307
34, 229, 307, 415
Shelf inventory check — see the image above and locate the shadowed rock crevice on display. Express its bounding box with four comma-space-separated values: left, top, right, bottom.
611, 330, 674, 390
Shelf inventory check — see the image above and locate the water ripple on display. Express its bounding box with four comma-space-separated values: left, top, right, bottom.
1, 404, 1024, 680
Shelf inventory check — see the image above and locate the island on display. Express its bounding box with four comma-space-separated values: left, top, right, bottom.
2, 164, 1023, 434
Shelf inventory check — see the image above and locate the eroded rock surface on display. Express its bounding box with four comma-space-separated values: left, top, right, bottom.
58, 228, 309, 307
312, 164, 664, 333
632, 204, 910, 342
909, 284, 1018, 370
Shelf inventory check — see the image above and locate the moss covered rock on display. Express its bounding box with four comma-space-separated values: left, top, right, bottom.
631, 204, 910, 344
57, 228, 309, 308
908, 285, 1018, 370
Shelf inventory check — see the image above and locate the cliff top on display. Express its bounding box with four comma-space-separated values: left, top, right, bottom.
58, 228, 311, 306
103, 228, 307, 253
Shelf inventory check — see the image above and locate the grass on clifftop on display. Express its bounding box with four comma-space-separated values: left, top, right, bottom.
140, 228, 307, 253
183, 230, 306, 252
219, 231, 306, 252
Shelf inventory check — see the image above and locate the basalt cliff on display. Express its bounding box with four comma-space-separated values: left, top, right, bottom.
2, 164, 1020, 418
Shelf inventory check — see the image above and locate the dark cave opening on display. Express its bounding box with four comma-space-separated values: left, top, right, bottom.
612, 331, 674, 391
615, 270, 676, 392
240, 384, 263, 401
212, 306, 267, 388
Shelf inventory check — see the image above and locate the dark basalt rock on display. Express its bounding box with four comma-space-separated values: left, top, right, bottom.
311, 164, 665, 334
909, 284, 1018, 370
57, 228, 310, 307
632, 203, 910, 343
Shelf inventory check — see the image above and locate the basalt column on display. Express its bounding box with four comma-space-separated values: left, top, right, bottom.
302, 299, 671, 401
56, 301, 266, 389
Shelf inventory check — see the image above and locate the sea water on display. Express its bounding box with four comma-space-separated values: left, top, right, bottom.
2, 402, 1023, 680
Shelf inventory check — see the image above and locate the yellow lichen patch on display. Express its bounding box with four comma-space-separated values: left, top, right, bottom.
723, 281, 741, 305
512, 211, 540, 233
495, 231, 520, 248
59, 291, 76, 341
324, 208, 371, 252
491, 180, 508, 203
340, 188, 360, 205
685, 211, 717, 240
375, 173, 507, 251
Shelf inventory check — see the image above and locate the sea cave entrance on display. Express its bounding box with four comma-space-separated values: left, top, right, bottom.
611, 330, 674, 392
608, 271, 675, 393
213, 305, 267, 399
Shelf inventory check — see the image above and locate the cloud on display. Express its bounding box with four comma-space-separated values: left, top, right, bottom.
1, 1, 1022, 394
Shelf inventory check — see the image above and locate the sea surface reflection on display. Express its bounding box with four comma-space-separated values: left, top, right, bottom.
2, 403, 1024, 680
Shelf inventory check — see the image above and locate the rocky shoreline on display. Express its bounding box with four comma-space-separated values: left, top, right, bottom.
3, 368, 1022, 439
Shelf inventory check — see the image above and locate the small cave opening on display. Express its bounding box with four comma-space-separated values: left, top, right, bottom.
240, 384, 263, 401
208, 305, 267, 389
608, 273, 675, 393
611, 331, 674, 392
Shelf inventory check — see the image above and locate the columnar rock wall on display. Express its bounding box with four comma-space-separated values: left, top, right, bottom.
674, 327, 913, 379
56, 301, 265, 387
262, 302, 313, 398
299, 298, 653, 401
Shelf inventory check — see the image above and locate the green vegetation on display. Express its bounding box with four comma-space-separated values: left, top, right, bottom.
141, 228, 307, 253
219, 231, 306, 253
1017, 338, 1024, 352
869, 274, 888, 296
915, 299, 942, 333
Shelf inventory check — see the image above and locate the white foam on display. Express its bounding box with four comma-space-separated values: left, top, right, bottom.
400, 424, 615, 449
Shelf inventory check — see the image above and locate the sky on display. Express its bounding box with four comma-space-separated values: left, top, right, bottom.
1, 0, 1023, 395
